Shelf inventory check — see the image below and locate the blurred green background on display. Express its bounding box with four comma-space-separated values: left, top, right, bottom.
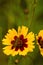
0, 0, 43, 65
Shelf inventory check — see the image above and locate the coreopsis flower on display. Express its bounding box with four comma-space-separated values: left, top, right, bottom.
2, 26, 35, 56
36, 30, 43, 56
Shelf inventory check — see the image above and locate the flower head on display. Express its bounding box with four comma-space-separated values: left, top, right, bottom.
36, 30, 43, 56
2, 26, 35, 56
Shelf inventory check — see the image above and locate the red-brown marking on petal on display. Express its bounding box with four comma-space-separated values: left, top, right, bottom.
20, 35, 24, 40
20, 47, 24, 51
23, 39, 27, 43
38, 37, 42, 43
11, 40, 15, 44
38, 36, 43, 48
11, 46, 14, 49
11, 35, 28, 51
23, 44, 28, 48
15, 47, 19, 51
14, 36, 18, 40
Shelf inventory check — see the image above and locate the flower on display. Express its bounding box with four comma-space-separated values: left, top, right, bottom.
2, 26, 35, 56
36, 30, 43, 56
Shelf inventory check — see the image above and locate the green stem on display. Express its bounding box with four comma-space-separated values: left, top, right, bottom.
8, 56, 14, 65
8, 56, 13, 65
29, 0, 37, 29
0, 27, 2, 41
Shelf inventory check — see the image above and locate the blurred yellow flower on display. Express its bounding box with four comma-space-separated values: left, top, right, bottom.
36, 30, 43, 56
2, 26, 35, 56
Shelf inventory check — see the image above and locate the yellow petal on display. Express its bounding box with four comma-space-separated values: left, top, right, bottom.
40, 48, 43, 56
3, 46, 12, 55
11, 49, 19, 56
2, 29, 17, 45
7, 29, 17, 39
3, 46, 12, 49
28, 45, 35, 52
18, 26, 21, 36
2, 38, 11, 45
18, 26, 28, 37
26, 32, 35, 42
38, 30, 43, 38
19, 47, 29, 56
19, 50, 27, 56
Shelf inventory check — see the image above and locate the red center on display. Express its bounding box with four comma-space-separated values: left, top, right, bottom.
38, 37, 43, 48
11, 35, 28, 51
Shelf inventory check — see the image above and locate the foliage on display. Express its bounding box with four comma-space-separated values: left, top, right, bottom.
0, 0, 43, 65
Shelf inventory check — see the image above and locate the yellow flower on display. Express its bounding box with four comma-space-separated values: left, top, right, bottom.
2, 26, 35, 56
36, 30, 43, 56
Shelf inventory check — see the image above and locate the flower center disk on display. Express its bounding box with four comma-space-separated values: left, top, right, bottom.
38, 37, 43, 48
11, 35, 28, 51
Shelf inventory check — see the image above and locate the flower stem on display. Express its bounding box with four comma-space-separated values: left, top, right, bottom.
29, 0, 37, 29
8, 56, 13, 65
